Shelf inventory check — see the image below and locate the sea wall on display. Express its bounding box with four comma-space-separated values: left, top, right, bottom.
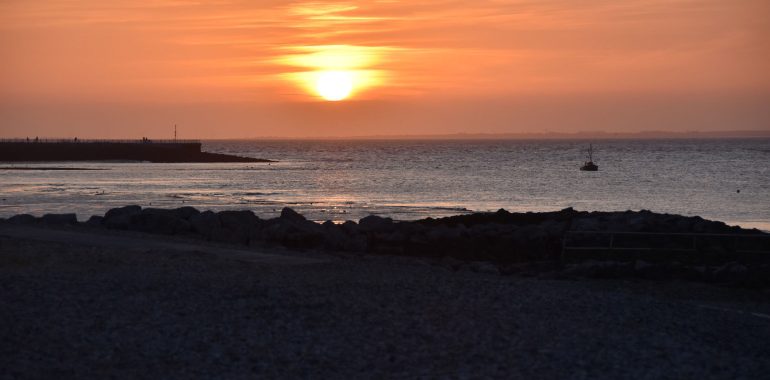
0, 141, 267, 163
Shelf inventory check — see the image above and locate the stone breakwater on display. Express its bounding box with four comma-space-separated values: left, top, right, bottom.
0, 140, 273, 163
3, 207, 769, 286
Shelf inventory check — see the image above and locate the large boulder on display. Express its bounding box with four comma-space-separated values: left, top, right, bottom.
211, 210, 260, 244
170, 206, 200, 220
218, 210, 259, 229
279, 207, 306, 224
103, 205, 141, 229
340, 220, 360, 235
321, 223, 367, 252
189, 211, 220, 238
41, 213, 77, 225
131, 208, 190, 235
8, 214, 37, 225
359, 215, 393, 232
86, 215, 104, 227
104, 205, 141, 219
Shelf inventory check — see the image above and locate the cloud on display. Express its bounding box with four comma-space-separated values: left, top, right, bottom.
1, 0, 768, 104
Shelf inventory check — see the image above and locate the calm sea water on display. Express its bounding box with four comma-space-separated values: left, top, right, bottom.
1, 139, 768, 229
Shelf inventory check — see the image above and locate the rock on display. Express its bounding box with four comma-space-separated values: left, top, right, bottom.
256, 219, 319, 249
279, 207, 306, 224
132, 209, 190, 235
427, 225, 460, 241
281, 219, 328, 249
359, 215, 393, 232
218, 210, 259, 229
515, 225, 547, 243
104, 205, 141, 220
211, 226, 250, 245
320, 224, 348, 249
320, 221, 366, 251
41, 213, 77, 225
213, 210, 260, 244
190, 211, 220, 237
86, 215, 104, 227
571, 217, 600, 231
171, 206, 200, 220
344, 234, 367, 252
103, 205, 141, 229
8, 214, 37, 225
340, 221, 360, 235
540, 220, 567, 237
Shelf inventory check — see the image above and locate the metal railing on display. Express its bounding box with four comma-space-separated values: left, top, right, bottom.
0, 138, 200, 144
562, 230, 770, 261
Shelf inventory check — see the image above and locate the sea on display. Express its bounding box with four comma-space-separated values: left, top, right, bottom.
1, 139, 769, 230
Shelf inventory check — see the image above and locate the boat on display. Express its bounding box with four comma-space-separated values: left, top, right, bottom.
580, 144, 598, 171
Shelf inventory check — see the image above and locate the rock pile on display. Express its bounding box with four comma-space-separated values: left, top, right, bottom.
3, 206, 768, 286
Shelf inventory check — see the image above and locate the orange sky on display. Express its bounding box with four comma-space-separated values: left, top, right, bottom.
1, 0, 768, 138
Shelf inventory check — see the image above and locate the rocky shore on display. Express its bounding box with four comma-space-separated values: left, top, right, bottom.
3, 206, 769, 288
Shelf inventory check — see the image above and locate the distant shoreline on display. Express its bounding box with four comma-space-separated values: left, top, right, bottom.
211, 130, 770, 141
4, 130, 769, 141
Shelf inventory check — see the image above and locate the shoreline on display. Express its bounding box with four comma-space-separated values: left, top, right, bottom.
2, 202, 767, 232
3, 206, 769, 288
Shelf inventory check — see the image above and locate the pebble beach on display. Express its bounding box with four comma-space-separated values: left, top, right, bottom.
2, 224, 770, 379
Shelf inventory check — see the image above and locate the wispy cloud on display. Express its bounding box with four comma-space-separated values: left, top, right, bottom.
1, 0, 768, 103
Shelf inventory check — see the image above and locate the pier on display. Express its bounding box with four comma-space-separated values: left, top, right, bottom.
0, 138, 269, 163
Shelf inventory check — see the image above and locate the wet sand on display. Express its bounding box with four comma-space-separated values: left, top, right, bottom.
1, 225, 769, 378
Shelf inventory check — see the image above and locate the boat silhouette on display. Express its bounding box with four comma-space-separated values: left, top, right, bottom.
580, 144, 598, 171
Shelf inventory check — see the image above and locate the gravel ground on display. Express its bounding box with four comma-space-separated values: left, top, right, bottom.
1, 228, 769, 379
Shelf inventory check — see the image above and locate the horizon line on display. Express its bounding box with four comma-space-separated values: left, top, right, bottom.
4, 129, 768, 141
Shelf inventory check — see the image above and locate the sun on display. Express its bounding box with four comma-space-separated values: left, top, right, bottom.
315, 71, 354, 101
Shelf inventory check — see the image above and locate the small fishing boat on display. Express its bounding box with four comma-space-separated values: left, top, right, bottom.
580, 144, 598, 171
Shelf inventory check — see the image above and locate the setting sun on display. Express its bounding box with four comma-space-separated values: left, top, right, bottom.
2, 1, 770, 377
316, 71, 354, 101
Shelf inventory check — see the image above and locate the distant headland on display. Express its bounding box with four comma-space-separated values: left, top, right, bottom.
0, 138, 272, 163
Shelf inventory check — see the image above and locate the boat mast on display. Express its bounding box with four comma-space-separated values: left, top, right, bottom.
588, 144, 593, 162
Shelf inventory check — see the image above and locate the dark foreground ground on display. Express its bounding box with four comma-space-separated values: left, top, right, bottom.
1, 225, 769, 379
